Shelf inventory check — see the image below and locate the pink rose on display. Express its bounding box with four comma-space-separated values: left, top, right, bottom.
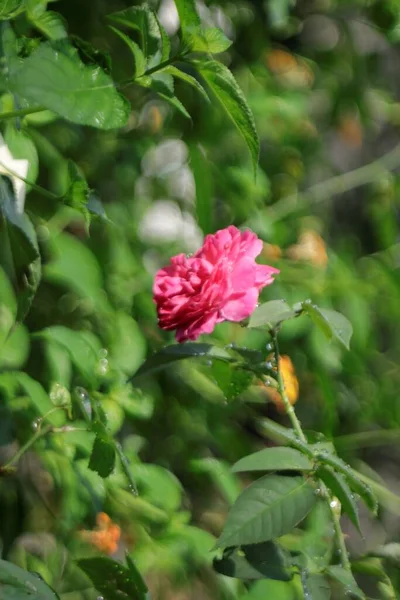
153, 226, 279, 342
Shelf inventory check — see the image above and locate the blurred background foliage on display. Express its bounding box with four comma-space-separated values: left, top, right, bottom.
1, 0, 400, 598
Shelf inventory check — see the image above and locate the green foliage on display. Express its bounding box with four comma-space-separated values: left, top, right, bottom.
78, 556, 149, 600
0, 559, 59, 599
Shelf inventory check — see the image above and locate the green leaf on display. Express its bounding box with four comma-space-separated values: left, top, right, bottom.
0, 559, 59, 599
232, 447, 314, 473
185, 27, 232, 54
213, 541, 292, 581
248, 300, 297, 329
28, 11, 68, 40
240, 580, 297, 600
9, 43, 129, 129
302, 573, 331, 600
64, 160, 90, 228
137, 72, 190, 118
163, 65, 210, 103
315, 451, 378, 514
205, 361, 252, 401
15, 372, 65, 426
107, 4, 170, 62
216, 474, 316, 548
0, 322, 29, 369
78, 556, 149, 600
174, 0, 201, 32
135, 463, 182, 512
317, 466, 362, 534
326, 566, 365, 600
190, 457, 241, 505
109, 313, 146, 377
109, 26, 146, 77
302, 302, 353, 350
88, 430, 116, 478
133, 343, 235, 378
196, 60, 259, 173
4, 125, 39, 189
189, 143, 214, 234
0, 265, 16, 348
0, 0, 23, 20
34, 326, 99, 386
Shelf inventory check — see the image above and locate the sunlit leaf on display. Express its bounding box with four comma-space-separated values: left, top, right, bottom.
197, 60, 259, 173
9, 43, 130, 129
174, 0, 200, 32
302, 302, 353, 350
248, 300, 297, 329
28, 10, 68, 40
15, 372, 65, 426
185, 27, 232, 54
109, 26, 146, 77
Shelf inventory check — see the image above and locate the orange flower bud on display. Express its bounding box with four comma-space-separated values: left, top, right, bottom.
80, 513, 121, 555
287, 230, 328, 268
264, 355, 299, 413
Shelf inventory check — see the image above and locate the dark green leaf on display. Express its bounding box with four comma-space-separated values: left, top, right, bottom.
206, 361, 252, 401
213, 541, 292, 581
189, 143, 214, 234
137, 71, 190, 118
232, 447, 313, 473
78, 556, 149, 600
0, 559, 59, 599
164, 65, 209, 102
28, 11, 68, 40
216, 475, 316, 548
197, 60, 259, 173
133, 343, 235, 378
9, 43, 129, 129
174, 0, 201, 32
326, 566, 365, 599
109, 26, 146, 77
317, 466, 362, 534
88, 431, 116, 478
64, 160, 90, 228
302, 302, 353, 350
185, 27, 232, 53
248, 300, 297, 329
107, 4, 170, 62
315, 451, 378, 514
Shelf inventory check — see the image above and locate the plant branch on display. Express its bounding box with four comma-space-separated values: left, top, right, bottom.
0, 160, 61, 201
271, 328, 352, 572
268, 143, 400, 223
3, 424, 52, 469
0, 105, 46, 121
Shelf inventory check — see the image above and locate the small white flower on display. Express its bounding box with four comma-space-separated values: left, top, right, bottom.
0, 134, 29, 214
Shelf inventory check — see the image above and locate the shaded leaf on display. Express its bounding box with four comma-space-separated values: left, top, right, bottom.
78, 556, 149, 600
133, 343, 235, 378
197, 60, 259, 172
326, 566, 365, 600
302, 573, 331, 600
248, 300, 297, 329
0, 559, 59, 599
0, 265, 16, 348
302, 302, 353, 350
10, 43, 129, 129
109, 26, 146, 77
28, 10, 68, 40
138, 71, 190, 118
317, 465, 362, 534
232, 447, 313, 473
64, 160, 90, 228
15, 372, 65, 426
164, 65, 209, 103
190, 457, 241, 505
216, 475, 316, 548
214, 541, 292, 581
88, 430, 116, 478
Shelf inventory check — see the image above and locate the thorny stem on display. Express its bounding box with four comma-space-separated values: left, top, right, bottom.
271, 327, 352, 572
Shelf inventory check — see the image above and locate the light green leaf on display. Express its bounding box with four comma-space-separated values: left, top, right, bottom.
28, 10, 68, 40
174, 0, 201, 32
248, 300, 296, 329
241, 579, 297, 600
197, 60, 259, 173
78, 556, 149, 600
15, 372, 65, 426
213, 541, 292, 581
317, 465, 362, 534
216, 474, 316, 548
191, 457, 241, 505
135, 463, 182, 512
133, 343, 235, 378
303, 573, 331, 600
0, 265, 16, 348
0, 0, 23, 20
64, 160, 90, 228
232, 447, 313, 473
0, 322, 29, 369
0, 559, 59, 599
9, 43, 129, 129
185, 27, 232, 54
163, 65, 210, 102
4, 125, 39, 189
302, 302, 353, 350
137, 72, 191, 118
109, 26, 146, 77
190, 143, 214, 234
326, 566, 365, 600
109, 313, 146, 377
